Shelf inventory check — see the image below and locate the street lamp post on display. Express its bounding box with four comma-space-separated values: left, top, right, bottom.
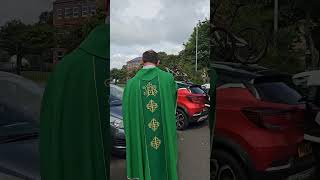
195, 22, 199, 72
274, 0, 278, 45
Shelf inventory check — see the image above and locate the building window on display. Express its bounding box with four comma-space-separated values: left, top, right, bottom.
73, 7, 79, 17
82, 6, 88, 16
57, 9, 63, 19
65, 8, 72, 18
90, 5, 97, 15
57, 51, 64, 61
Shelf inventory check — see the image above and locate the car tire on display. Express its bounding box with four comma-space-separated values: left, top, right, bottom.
211, 150, 248, 180
176, 108, 189, 130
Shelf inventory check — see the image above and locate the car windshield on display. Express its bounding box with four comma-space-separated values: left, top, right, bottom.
190, 86, 206, 94
254, 82, 302, 105
110, 85, 123, 106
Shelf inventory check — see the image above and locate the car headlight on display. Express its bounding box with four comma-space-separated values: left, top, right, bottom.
110, 116, 124, 129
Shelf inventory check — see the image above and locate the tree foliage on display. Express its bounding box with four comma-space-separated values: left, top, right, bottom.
0, 20, 54, 74
212, 0, 320, 73
111, 67, 128, 84
181, 19, 210, 70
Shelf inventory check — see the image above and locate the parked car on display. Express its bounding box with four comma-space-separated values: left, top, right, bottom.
176, 81, 210, 130
110, 84, 126, 156
0, 71, 42, 180
202, 83, 210, 93
211, 62, 315, 180
0, 73, 127, 177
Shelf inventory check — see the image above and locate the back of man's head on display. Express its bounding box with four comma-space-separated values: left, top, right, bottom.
142, 50, 159, 65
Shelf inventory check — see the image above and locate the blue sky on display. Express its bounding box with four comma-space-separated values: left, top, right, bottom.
110, 0, 209, 69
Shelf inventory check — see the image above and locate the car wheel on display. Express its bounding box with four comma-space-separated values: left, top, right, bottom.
176, 108, 189, 130
211, 150, 248, 180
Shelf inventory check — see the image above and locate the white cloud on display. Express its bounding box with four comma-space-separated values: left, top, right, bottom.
110, 0, 209, 69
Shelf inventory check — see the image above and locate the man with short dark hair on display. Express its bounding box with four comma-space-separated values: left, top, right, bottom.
123, 50, 179, 180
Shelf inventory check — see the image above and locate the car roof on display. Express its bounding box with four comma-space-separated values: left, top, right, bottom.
0, 71, 43, 93
212, 62, 291, 83
293, 70, 320, 86
0, 71, 26, 79
176, 81, 201, 87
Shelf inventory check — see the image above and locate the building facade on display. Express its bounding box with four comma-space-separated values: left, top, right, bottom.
53, 0, 97, 27
126, 57, 142, 71
52, 0, 98, 64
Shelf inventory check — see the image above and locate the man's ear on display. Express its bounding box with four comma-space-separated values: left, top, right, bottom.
157, 60, 160, 66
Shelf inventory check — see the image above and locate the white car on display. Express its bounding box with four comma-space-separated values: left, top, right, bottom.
201, 83, 210, 90
293, 70, 320, 143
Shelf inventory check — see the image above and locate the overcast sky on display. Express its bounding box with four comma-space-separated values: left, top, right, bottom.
110, 0, 209, 69
0, 0, 52, 25
0, 0, 209, 69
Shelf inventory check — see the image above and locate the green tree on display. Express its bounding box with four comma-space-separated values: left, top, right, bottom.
111, 67, 128, 84
181, 19, 210, 71
39, 11, 53, 25
110, 68, 120, 84
0, 20, 54, 74
158, 51, 179, 70
0, 20, 28, 74
211, 0, 311, 73
118, 68, 127, 83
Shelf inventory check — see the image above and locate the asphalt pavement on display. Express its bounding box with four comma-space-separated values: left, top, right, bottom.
110, 121, 210, 180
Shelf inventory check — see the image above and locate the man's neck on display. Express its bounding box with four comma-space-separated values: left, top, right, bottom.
143, 63, 156, 69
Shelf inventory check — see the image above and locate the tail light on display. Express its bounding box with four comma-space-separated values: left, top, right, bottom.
187, 95, 206, 104
242, 107, 301, 130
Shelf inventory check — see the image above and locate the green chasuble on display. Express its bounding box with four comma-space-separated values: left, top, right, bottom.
40, 24, 110, 180
123, 67, 178, 180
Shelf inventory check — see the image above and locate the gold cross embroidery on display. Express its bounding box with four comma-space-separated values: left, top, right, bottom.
151, 136, 161, 150
148, 118, 160, 132
143, 82, 158, 97
146, 100, 158, 113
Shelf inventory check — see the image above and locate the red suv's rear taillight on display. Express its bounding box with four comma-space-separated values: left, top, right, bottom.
242, 107, 301, 130
187, 95, 207, 104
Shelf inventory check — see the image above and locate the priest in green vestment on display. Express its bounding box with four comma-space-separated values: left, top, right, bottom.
123, 50, 179, 180
40, 24, 110, 180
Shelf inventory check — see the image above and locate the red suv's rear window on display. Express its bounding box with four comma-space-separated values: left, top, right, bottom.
254, 82, 302, 105
190, 86, 206, 95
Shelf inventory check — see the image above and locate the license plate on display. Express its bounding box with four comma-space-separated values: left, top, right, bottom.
298, 142, 313, 158
287, 167, 315, 180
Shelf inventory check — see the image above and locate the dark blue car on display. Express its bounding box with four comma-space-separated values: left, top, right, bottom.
0, 71, 42, 180
110, 84, 126, 157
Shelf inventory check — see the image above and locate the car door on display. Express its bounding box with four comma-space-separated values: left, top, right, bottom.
0, 80, 19, 127
0, 77, 40, 179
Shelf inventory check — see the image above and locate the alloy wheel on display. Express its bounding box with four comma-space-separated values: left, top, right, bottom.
212, 159, 237, 180
176, 111, 185, 129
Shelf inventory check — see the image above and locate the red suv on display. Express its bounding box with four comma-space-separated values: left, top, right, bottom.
175, 81, 209, 130
211, 62, 315, 180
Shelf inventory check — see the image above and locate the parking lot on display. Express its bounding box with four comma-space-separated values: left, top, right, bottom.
110, 121, 210, 180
